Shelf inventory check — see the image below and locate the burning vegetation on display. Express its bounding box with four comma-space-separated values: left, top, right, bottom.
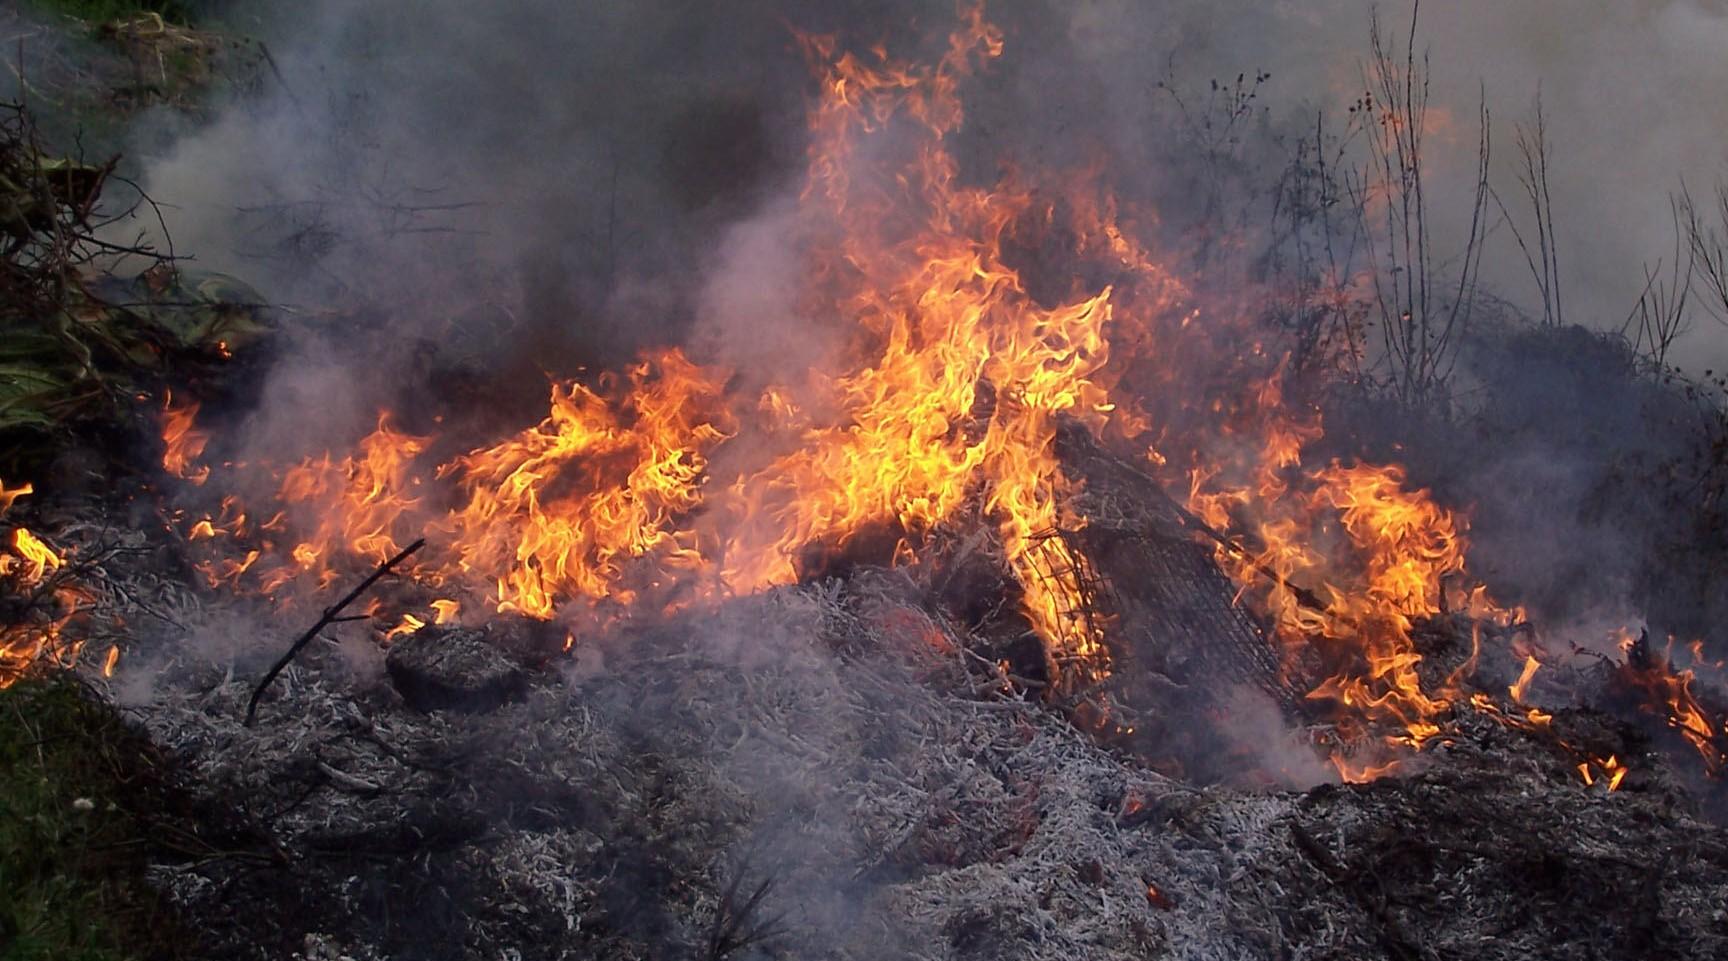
5, 2, 1728, 959
129, 6, 1728, 794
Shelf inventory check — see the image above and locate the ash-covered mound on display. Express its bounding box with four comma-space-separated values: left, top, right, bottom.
105, 568, 1727, 960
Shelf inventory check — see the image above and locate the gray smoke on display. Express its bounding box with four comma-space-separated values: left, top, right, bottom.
135, 1, 1728, 379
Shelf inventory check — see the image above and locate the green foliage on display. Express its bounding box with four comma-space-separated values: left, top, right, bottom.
0, 100, 273, 475
22, 0, 193, 27
0, 678, 179, 960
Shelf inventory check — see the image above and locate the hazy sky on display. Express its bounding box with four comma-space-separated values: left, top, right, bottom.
134, 0, 1728, 372
1108, 0, 1728, 368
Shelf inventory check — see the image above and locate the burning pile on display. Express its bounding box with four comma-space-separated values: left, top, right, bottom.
5, 3, 1728, 958
129, 3, 1728, 792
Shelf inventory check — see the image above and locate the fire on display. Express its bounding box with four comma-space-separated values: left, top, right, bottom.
277, 412, 431, 566
1577, 755, 1628, 792
440, 349, 730, 618
1509, 655, 1541, 704
0, 483, 95, 688
1186, 376, 1530, 776
8, 527, 64, 582
1619, 631, 1728, 778
143, 3, 1697, 795
161, 389, 211, 485
0, 480, 31, 513
169, 3, 1183, 693
385, 614, 426, 640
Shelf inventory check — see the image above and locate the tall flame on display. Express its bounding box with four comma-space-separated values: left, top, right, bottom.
161, 389, 211, 486
148, 3, 1714, 792
170, 4, 1184, 689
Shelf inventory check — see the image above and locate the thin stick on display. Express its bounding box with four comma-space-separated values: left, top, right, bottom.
244, 538, 426, 726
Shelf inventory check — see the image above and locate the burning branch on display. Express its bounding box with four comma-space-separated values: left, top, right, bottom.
244, 537, 426, 726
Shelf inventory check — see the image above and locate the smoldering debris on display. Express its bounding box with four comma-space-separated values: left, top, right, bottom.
31, 522, 1703, 961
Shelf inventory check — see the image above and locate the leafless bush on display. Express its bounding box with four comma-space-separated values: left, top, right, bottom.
1681, 182, 1728, 329
1495, 93, 1564, 328
1622, 195, 1696, 373
1344, 2, 1491, 410
703, 859, 785, 960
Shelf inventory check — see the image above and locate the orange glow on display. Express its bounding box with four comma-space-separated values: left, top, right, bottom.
1509, 655, 1540, 704
385, 614, 427, 640
160, 389, 211, 486
166, 5, 1184, 695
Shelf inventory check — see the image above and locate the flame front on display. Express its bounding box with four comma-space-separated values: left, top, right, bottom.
142, 4, 1721, 789
169, 5, 1183, 690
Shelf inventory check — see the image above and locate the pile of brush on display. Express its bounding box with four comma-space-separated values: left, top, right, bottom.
0, 99, 269, 477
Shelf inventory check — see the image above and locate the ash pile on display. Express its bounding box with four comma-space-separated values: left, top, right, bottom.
53, 461, 1726, 961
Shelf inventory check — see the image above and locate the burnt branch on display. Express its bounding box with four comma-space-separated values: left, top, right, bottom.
244, 538, 426, 726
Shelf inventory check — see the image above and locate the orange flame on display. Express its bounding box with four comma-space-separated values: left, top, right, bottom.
385, 614, 427, 641
8, 528, 63, 583
160, 390, 211, 486
1509, 655, 1541, 705
149, 4, 1664, 799
1619, 634, 1728, 778
0, 480, 32, 514
0, 493, 92, 689
168, 5, 1187, 693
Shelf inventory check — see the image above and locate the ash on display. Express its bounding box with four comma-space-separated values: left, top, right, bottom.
73, 536, 1728, 960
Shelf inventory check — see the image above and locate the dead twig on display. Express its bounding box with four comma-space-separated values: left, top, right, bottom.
705, 859, 785, 960
244, 538, 425, 726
